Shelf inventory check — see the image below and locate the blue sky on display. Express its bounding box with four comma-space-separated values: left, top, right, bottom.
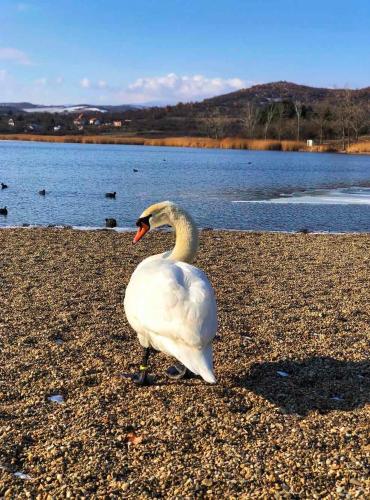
0, 0, 369, 105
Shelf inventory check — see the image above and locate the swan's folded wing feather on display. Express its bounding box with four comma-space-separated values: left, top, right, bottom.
125, 260, 217, 347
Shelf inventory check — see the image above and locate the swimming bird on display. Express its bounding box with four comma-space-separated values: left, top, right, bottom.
0, 207, 8, 215
124, 201, 217, 385
133, 169, 138, 173
105, 218, 117, 228
105, 192, 116, 198
39, 189, 46, 196
1, 183, 8, 189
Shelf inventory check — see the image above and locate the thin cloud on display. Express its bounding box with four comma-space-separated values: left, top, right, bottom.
80, 77, 91, 88
121, 73, 247, 103
0, 47, 31, 65
78, 73, 247, 104
79, 78, 114, 91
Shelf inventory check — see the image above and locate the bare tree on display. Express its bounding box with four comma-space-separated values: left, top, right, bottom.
242, 103, 260, 138
203, 110, 227, 139
275, 103, 285, 140
350, 103, 369, 142
336, 89, 353, 149
312, 103, 331, 145
294, 101, 303, 141
263, 104, 276, 139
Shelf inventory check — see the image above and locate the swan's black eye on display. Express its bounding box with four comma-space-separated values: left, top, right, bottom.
136, 214, 151, 227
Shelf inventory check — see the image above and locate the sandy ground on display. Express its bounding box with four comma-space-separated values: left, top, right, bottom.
0, 229, 369, 498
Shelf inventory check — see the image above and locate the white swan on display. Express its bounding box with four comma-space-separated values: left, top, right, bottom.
124, 201, 217, 384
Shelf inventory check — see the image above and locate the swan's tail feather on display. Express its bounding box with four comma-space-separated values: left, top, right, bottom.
174, 343, 216, 384
148, 335, 216, 383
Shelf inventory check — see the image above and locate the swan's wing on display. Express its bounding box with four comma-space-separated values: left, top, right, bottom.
125, 260, 217, 348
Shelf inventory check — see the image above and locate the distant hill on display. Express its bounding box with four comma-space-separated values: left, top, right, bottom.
202, 81, 370, 108
0, 102, 143, 114
118, 81, 370, 140
0, 82, 368, 142
1, 82, 369, 115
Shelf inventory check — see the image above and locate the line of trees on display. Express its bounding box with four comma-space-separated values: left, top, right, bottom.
0, 89, 369, 144
203, 91, 369, 145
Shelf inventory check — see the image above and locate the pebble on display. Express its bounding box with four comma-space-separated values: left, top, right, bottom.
47, 395, 64, 404
14, 472, 32, 480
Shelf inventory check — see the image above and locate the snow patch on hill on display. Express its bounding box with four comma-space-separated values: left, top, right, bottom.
22, 105, 108, 113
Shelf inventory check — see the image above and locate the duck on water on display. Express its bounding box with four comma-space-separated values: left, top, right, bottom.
105, 218, 117, 228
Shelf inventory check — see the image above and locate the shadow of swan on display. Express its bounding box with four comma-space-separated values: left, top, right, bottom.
233, 356, 369, 416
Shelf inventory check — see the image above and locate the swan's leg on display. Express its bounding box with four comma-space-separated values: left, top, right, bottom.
166, 362, 192, 380
133, 346, 152, 385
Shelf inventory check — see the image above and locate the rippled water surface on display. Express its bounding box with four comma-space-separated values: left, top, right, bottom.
1, 140, 370, 231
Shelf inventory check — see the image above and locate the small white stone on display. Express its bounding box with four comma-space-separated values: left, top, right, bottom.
14, 471, 32, 480
277, 370, 289, 377
48, 394, 64, 404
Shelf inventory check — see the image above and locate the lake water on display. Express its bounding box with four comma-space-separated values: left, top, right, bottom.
1, 140, 370, 232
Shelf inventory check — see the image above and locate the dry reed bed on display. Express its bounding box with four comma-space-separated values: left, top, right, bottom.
346, 142, 370, 153
0, 134, 146, 146
1, 133, 370, 153
143, 137, 306, 151
0, 134, 315, 152
0, 229, 369, 498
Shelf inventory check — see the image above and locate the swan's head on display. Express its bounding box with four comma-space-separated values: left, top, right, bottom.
133, 201, 175, 244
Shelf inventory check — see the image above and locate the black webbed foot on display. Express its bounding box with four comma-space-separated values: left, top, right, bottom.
166, 363, 194, 380
132, 370, 151, 386
132, 347, 153, 386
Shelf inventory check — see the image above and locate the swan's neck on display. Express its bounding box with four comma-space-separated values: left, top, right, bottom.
168, 209, 199, 263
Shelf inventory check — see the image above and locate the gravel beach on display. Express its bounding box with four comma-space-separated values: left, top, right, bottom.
0, 228, 369, 498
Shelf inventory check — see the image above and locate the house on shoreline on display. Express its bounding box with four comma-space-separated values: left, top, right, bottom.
89, 117, 101, 126
73, 113, 87, 129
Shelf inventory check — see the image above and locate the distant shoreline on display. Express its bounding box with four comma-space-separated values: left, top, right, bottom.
0, 133, 369, 154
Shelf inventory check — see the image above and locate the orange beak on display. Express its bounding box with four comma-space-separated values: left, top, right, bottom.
133, 222, 150, 244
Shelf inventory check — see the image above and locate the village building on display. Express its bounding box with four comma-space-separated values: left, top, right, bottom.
73, 113, 87, 127
25, 123, 41, 133
89, 117, 101, 126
